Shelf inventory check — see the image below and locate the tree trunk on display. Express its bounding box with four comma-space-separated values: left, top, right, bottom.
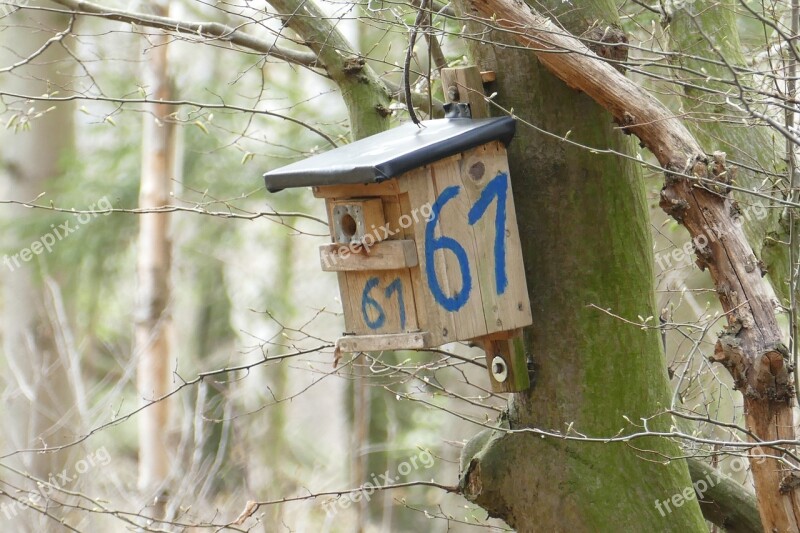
664, 0, 789, 302
454, 1, 707, 530
666, 4, 800, 530
0, 7, 78, 532
457, 0, 800, 529
135, 1, 176, 517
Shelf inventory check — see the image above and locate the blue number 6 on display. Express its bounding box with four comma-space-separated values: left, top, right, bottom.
424, 185, 472, 312
361, 277, 386, 329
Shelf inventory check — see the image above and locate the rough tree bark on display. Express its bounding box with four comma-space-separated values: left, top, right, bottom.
664, 0, 790, 302
459, 0, 800, 530
453, 1, 708, 530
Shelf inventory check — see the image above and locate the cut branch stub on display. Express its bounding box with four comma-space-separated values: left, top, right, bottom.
713, 337, 793, 402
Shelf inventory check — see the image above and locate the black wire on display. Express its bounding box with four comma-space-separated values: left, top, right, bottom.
404, 0, 429, 126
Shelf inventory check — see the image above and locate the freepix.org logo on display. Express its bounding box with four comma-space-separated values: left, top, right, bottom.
0, 446, 112, 520
322, 448, 435, 517
3, 195, 113, 272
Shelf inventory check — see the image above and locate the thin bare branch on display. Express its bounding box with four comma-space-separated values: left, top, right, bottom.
45, 0, 322, 68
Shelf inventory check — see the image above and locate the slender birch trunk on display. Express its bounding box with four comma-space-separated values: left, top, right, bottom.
135, 1, 175, 517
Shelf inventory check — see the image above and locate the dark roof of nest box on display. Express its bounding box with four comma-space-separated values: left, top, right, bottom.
262, 116, 516, 193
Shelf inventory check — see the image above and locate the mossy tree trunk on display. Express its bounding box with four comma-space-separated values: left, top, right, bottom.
453, 1, 708, 530
664, 0, 789, 299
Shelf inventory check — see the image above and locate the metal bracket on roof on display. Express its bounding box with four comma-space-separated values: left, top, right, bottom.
443, 102, 472, 119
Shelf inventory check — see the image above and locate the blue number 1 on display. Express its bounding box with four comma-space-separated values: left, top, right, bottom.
384, 278, 406, 330
468, 173, 509, 294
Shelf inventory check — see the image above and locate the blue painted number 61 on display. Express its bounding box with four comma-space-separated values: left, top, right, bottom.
361, 277, 406, 330
425, 172, 509, 312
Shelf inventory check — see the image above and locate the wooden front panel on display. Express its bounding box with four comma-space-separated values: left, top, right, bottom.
399, 141, 532, 345
400, 167, 458, 346
342, 269, 419, 335
323, 141, 532, 346
426, 159, 490, 341
323, 195, 422, 337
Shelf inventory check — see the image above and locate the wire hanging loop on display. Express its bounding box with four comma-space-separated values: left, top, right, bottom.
404, 0, 429, 127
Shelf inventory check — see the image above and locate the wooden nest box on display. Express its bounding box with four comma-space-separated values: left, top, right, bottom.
263, 117, 532, 392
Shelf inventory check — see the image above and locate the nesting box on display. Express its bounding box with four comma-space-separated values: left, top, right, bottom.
263, 117, 532, 392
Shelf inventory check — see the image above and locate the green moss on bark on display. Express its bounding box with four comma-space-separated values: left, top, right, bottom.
456, 1, 707, 530
665, 0, 789, 303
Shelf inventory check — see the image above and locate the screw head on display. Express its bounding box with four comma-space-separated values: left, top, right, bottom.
491, 356, 508, 382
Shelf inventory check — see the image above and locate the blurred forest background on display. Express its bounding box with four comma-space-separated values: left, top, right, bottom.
0, 0, 798, 531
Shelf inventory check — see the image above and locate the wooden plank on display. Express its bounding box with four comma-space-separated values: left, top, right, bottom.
459, 142, 533, 334
428, 158, 489, 342
325, 198, 361, 335
337, 331, 432, 353
338, 271, 357, 334
381, 194, 403, 241
441, 66, 489, 118
480, 327, 523, 341
313, 180, 400, 198
399, 192, 431, 339
476, 331, 530, 393
319, 240, 418, 271
324, 198, 337, 239
400, 166, 455, 347
342, 269, 419, 335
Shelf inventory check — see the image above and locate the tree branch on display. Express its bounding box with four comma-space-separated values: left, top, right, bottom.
40, 0, 433, 130
687, 458, 762, 533
384, 78, 445, 118
265, 0, 392, 139
46, 0, 321, 69
0, 90, 338, 147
